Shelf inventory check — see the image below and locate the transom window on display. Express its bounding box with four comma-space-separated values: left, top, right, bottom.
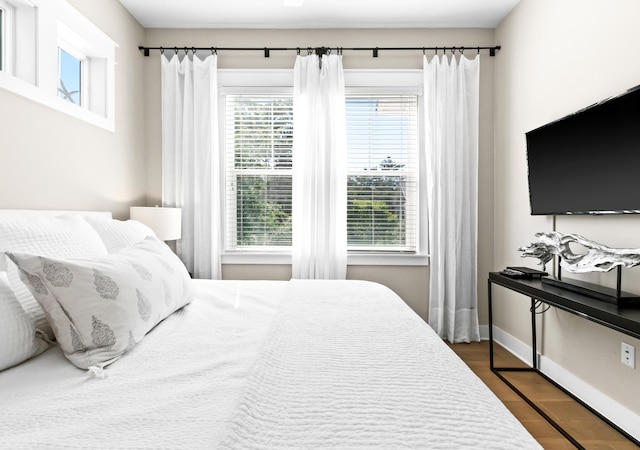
58, 47, 83, 106
0, 0, 115, 131
223, 91, 420, 254
0, 0, 12, 74
0, 7, 4, 72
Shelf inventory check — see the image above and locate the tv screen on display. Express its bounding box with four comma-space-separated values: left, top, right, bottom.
526, 85, 640, 215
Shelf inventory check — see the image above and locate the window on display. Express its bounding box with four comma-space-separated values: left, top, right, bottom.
225, 94, 294, 250
0, 7, 4, 71
58, 47, 82, 105
0, 0, 14, 74
224, 92, 420, 255
220, 69, 426, 264
346, 95, 418, 252
0, 0, 115, 131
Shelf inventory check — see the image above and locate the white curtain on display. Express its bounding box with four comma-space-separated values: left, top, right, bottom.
161, 53, 221, 279
292, 54, 347, 279
424, 54, 480, 343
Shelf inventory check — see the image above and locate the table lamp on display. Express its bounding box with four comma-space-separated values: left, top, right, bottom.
130, 206, 182, 241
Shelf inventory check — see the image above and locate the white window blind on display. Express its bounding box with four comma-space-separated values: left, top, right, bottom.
224, 94, 293, 249
223, 92, 419, 253
346, 95, 418, 252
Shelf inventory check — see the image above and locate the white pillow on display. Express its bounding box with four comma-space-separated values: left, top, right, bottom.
0, 272, 49, 371
7, 236, 194, 370
83, 216, 155, 253
0, 214, 109, 339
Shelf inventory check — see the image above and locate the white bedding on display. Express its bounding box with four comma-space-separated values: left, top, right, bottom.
0, 279, 541, 449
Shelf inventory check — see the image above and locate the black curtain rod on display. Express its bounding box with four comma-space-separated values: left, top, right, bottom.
138, 45, 501, 58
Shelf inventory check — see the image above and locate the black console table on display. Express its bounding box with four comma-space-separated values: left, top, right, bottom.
488, 272, 640, 449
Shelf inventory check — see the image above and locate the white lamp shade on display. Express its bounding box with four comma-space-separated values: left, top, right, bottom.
130, 206, 182, 241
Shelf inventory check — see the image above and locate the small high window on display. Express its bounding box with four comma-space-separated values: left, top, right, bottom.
0, 0, 13, 74
0, 0, 115, 131
0, 8, 4, 71
58, 48, 82, 106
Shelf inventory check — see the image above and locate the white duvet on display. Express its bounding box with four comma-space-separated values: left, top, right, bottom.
0, 279, 542, 449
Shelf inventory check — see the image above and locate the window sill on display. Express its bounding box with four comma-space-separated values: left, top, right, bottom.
221, 252, 429, 267
0, 72, 115, 131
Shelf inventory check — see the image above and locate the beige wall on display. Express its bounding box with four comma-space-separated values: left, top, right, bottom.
494, 0, 640, 413
0, 0, 146, 220
142, 28, 495, 321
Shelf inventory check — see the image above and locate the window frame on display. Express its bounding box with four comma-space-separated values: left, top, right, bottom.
222, 87, 294, 255
0, 6, 4, 72
218, 69, 428, 266
0, 0, 14, 75
0, 0, 116, 131
345, 92, 420, 253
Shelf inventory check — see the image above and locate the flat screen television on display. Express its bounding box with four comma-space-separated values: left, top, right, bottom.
526, 85, 640, 215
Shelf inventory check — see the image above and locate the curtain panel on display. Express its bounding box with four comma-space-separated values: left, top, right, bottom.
292, 54, 348, 279
424, 54, 480, 343
161, 53, 221, 280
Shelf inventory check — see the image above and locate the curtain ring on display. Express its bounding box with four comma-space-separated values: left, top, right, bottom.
461, 46, 464, 54
307, 47, 312, 55
160, 47, 164, 55
174, 47, 178, 55
451, 47, 455, 55
296, 47, 301, 55
477, 46, 480, 55
191, 47, 196, 55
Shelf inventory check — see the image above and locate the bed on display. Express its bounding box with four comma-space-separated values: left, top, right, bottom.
0, 210, 542, 449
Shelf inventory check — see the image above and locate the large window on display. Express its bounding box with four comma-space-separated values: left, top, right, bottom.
223, 90, 420, 255
346, 95, 418, 251
225, 95, 294, 250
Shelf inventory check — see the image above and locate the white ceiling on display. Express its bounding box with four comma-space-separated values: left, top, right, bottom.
118, 0, 521, 29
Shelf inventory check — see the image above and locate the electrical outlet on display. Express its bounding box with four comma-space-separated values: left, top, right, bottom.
621, 342, 636, 369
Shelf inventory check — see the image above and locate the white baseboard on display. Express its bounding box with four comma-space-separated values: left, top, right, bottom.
485, 326, 640, 442
479, 324, 489, 341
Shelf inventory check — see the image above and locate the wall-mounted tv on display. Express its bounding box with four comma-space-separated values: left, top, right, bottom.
526, 85, 640, 215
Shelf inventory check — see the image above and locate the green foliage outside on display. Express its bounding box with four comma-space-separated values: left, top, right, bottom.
236, 175, 292, 246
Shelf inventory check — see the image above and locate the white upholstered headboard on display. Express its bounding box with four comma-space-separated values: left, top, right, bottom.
0, 209, 112, 220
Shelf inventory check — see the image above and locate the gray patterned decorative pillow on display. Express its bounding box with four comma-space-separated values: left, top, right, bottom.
6, 236, 194, 370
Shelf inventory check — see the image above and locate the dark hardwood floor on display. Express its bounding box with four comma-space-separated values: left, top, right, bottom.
449, 341, 638, 450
